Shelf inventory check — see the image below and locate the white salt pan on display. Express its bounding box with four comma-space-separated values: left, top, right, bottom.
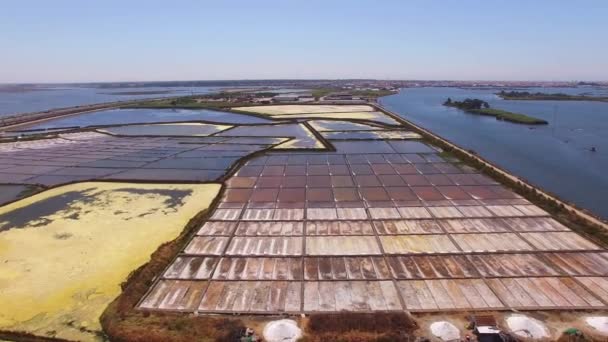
430, 321, 460, 341
506, 314, 549, 339
263, 319, 302, 342
586, 316, 608, 335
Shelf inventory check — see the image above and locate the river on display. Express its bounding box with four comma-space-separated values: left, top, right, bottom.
380, 87, 608, 220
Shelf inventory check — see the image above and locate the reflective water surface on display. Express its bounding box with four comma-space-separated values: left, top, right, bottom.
20, 108, 272, 129
0, 86, 215, 116
380, 87, 608, 219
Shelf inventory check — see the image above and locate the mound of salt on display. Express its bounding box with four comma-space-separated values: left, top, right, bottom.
506, 314, 549, 339
430, 321, 460, 341
263, 319, 302, 342
586, 316, 608, 335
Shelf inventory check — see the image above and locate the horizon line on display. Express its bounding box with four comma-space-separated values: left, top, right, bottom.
2, 78, 608, 86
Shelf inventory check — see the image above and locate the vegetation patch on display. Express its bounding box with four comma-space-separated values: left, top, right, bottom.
102, 311, 245, 342
125, 87, 396, 110
443, 98, 548, 124
123, 96, 244, 109
382, 105, 608, 248
123, 89, 286, 110
100, 184, 256, 342
497, 90, 608, 102
311, 87, 397, 100
303, 313, 417, 342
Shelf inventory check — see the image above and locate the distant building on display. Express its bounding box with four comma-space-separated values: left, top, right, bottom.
324, 92, 354, 101
254, 97, 273, 104
272, 94, 299, 102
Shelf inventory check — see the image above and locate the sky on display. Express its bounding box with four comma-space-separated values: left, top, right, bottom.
1, 0, 608, 83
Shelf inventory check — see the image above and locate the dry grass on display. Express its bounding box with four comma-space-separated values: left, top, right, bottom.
102, 311, 244, 342
302, 313, 417, 342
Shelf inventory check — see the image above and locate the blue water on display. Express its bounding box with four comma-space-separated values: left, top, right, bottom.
0, 86, 216, 117
380, 87, 608, 220
20, 108, 272, 129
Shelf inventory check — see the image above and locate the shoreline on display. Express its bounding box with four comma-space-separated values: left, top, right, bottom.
0, 95, 188, 131
443, 102, 548, 125
1, 100, 607, 341
375, 103, 607, 229
497, 91, 608, 102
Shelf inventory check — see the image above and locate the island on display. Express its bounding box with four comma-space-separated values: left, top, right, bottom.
497, 90, 608, 102
443, 98, 548, 125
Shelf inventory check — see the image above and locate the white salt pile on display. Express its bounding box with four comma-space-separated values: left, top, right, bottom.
506, 314, 549, 339
586, 316, 608, 335
430, 321, 460, 341
263, 319, 302, 342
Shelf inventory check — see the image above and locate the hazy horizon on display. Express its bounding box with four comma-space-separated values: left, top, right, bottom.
2, 77, 608, 86
2, 0, 607, 83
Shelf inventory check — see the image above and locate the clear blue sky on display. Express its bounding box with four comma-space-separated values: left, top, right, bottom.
2, 0, 607, 83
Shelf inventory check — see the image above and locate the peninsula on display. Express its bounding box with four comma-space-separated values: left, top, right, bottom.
126, 87, 396, 110
443, 98, 548, 124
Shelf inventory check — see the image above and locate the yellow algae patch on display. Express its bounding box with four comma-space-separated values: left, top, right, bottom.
0, 182, 220, 341
271, 112, 400, 126
98, 122, 233, 136
232, 104, 375, 115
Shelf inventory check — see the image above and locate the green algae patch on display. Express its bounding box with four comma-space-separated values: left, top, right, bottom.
0, 182, 221, 341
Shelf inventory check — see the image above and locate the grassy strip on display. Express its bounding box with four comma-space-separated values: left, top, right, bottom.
123, 98, 251, 109
301, 313, 416, 342
127, 88, 396, 109
469, 108, 548, 124
377, 104, 608, 248
456, 148, 608, 247
498, 92, 608, 102
351, 89, 397, 98
312, 88, 397, 100
98, 192, 247, 342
